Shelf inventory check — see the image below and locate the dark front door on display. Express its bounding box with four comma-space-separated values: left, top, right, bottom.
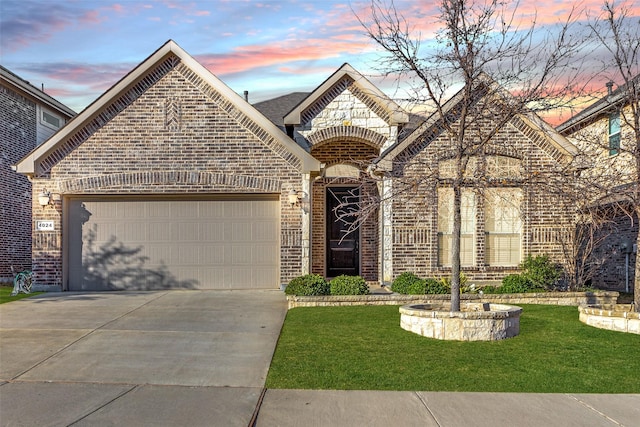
326, 187, 360, 277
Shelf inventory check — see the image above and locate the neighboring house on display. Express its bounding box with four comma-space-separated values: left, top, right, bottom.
14, 40, 577, 291
1, 65, 75, 283
557, 79, 639, 291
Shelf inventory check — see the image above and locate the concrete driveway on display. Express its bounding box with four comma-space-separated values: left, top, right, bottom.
0, 290, 287, 426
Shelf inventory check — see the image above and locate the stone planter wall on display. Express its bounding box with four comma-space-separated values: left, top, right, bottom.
286, 291, 619, 309
400, 303, 522, 341
578, 304, 640, 335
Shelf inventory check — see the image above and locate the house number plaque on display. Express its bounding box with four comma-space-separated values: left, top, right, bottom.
36, 220, 55, 231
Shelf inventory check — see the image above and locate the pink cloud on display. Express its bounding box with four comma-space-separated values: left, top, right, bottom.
80, 10, 104, 25
196, 38, 371, 76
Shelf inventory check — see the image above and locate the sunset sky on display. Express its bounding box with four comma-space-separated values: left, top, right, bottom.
1, 0, 638, 117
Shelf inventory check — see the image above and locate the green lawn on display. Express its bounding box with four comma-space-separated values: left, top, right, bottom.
0, 286, 42, 304
266, 304, 640, 393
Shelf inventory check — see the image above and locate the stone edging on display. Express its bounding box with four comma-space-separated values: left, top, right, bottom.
286, 291, 619, 309
578, 304, 640, 335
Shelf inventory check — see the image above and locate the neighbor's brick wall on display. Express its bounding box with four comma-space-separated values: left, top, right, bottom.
559, 107, 638, 291
391, 116, 574, 283
590, 208, 638, 291
30, 58, 305, 288
0, 84, 36, 281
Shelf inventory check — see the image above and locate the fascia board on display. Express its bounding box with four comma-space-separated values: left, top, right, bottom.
517, 112, 578, 159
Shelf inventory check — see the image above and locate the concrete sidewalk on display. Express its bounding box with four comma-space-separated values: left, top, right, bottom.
255, 390, 640, 427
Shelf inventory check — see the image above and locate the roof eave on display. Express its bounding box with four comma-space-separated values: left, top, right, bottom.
0, 66, 76, 118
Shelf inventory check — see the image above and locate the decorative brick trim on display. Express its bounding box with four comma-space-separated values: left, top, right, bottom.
301, 76, 352, 125
393, 227, 430, 245
510, 115, 568, 164
39, 55, 180, 176
281, 229, 302, 247
175, 64, 303, 171
57, 171, 282, 193
307, 126, 387, 149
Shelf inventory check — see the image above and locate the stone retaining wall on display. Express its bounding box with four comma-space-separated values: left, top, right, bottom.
286, 291, 619, 309
578, 304, 640, 335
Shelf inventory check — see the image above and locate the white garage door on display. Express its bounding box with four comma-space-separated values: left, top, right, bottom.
66, 197, 280, 291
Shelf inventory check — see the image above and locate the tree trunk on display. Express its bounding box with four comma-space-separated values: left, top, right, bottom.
634, 205, 640, 311
451, 184, 462, 312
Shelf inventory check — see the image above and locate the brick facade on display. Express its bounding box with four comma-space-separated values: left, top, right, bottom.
0, 85, 36, 281
27, 56, 309, 289
390, 117, 574, 284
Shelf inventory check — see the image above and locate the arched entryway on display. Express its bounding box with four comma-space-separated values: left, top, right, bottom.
310, 139, 380, 281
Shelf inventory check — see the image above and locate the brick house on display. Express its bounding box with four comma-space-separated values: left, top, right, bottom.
1, 65, 75, 283
557, 79, 639, 291
14, 40, 577, 291
367, 79, 577, 284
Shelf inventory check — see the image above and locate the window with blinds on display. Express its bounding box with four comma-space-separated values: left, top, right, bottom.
484, 188, 522, 266
437, 188, 475, 266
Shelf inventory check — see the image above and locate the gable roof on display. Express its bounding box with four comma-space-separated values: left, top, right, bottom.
557, 74, 640, 134
0, 65, 76, 118
375, 74, 577, 171
283, 63, 409, 126
15, 40, 320, 176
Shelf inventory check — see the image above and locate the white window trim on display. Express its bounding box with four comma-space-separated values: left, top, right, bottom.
40, 107, 63, 131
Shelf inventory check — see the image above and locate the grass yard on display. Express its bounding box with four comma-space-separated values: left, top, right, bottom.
266, 304, 640, 393
0, 286, 42, 304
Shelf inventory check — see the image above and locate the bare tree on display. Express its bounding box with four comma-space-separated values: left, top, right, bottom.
583, 0, 640, 308
358, 0, 585, 311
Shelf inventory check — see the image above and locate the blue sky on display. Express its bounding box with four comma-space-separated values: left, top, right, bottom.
1, 0, 637, 116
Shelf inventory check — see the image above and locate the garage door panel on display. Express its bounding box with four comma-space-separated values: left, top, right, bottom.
68, 198, 280, 290
148, 201, 172, 218
175, 222, 200, 242
149, 222, 171, 240
200, 222, 224, 241
254, 221, 278, 241
254, 245, 280, 264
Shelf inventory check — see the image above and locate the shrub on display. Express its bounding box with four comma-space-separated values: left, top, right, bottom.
480, 285, 499, 294
434, 273, 467, 293
424, 278, 449, 294
284, 274, 329, 296
391, 272, 423, 294
330, 275, 369, 295
500, 274, 536, 293
520, 255, 560, 290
